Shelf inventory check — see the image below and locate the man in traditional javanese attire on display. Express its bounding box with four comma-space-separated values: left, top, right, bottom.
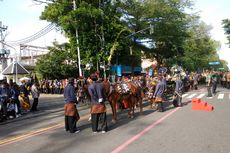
153, 75, 166, 112
64, 78, 80, 133
88, 74, 107, 133
173, 75, 183, 107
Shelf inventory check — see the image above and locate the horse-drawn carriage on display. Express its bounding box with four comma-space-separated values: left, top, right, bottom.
145, 65, 188, 109
84, 65, 188, 123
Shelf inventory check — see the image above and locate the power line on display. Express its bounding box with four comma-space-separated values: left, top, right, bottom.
32, 0, 55, 4
7, 24, 53, 43
11, 25, 55, 46
6, 24, 56, 46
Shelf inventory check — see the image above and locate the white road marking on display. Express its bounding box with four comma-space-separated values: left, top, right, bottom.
196, 93, 205, 99
182, 93, 188, 98
217, 94, 224, 99
186, 93, 197, 99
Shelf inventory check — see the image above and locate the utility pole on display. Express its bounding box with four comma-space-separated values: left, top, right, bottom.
0, 21, 9, 72
99, 0, 106, 79
73, 0, 82, 77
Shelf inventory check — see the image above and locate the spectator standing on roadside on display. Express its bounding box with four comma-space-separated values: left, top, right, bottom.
193, 73, 199, 90
10, 82, 21, 117
30, 82, 40, 111
0, 81, 10, 120
226, 71, 230, 89
64, 78, 80, 133
19, 80, 30, 112
221, 72, 227, 88
206, 70, 213, 97
212, 71, 218, 95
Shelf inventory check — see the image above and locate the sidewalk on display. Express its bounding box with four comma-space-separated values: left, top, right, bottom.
0, 94, 91, 125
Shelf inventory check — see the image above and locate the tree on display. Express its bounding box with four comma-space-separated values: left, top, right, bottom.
110, 0, 149, 67
222, 19, 230, 47
219, 59, 229, 71
139, 0, 193, 65
35, 42, 77, 79
180, 20, 221, 71
40, 0, 127, 71
109, 0, 193, 68
36, 0, 225, 77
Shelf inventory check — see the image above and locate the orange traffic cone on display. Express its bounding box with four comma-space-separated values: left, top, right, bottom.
191, 98, 201, 110
192, 98, 214, 111
202, 101, 214, 111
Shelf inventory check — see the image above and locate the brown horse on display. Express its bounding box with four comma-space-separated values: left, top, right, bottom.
107, 84, 120, 123
84, 79, 143, 123
107, 81, 144, 123
128, 82, 144, 116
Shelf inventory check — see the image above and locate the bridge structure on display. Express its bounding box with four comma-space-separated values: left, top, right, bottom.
19, 44, 49, 71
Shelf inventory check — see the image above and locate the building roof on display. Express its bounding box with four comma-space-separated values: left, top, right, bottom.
1, 61, 29, 75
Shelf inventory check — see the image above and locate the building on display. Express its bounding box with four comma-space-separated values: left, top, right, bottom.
0, 44, 48, 81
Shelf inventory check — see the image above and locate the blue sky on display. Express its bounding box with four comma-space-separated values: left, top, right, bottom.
0, 0, 230, 67
0, 0, 40, 24
0, 0, 46, 38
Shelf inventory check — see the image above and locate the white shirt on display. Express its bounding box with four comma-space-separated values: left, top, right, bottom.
31, 85, 40, 98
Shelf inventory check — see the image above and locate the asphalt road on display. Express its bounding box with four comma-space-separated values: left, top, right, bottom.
0, 86, 230, 153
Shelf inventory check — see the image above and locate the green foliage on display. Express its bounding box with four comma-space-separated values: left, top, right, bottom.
35, 43, 77, 79
179, 20, 221, 71
40, 0, 126, 68
36, 0, 226, 78
143, 0, 192, 64
219, 59, 229, 71
222, 19, 230, 47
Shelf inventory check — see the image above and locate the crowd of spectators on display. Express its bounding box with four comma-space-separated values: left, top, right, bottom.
0, 78, 39, 122
0, 77, 90, 122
